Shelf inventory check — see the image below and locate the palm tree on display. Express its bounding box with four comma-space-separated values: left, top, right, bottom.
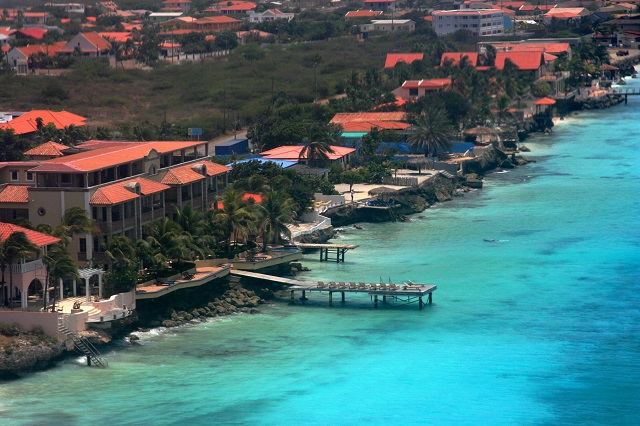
44, 243, 78, 311
408, 108, 454, 158
0, 232, 37, 306
299, 137, 335, 167
174, 204, 209, 259
256, 191, 297, 250
60, 207, 99, 241
215, 189, 253, 258
145, 217, 189, 267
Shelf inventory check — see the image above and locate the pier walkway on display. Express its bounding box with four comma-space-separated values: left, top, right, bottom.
296, 243, 359, 263
230, 270, 436, 309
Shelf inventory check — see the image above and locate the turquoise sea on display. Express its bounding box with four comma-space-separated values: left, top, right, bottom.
2, 84, 640, 425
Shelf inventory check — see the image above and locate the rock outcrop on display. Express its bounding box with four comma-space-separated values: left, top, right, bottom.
0, 332, 65, 379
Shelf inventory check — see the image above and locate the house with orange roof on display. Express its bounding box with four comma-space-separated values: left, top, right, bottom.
345, 10, 383, 20
148, 12, 184, 23
3, 140, 232, 263
330, 112, 410, 132
220, 2, 257, 14
248, 9, 294, 23
162, 0, 191, 13
260, 145, 356, 167
384, 53, 424, 69
495, 50, 555, 77
191, 16, 242, 32
394, 79, 452, 100
484, 41, 572, 59
159, 16, 197, 30
59, 32, 111, 57
518, 4, 556, 14
440, 52, 480, 67
13, 28, 47, 41
24, 141, 70, 160
23, 12, 52, 25
0, 110, 86, 135
98, 32, 132, 44
0, 222, 60, 308
5, 41, 66, 75
542, 7, 590, 24
44, 3, 86, 16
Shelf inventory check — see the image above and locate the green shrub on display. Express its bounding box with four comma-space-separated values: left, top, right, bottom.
0, 322, 20, 337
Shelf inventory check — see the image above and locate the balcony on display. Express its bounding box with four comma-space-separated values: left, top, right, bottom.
9, 259, 45, 274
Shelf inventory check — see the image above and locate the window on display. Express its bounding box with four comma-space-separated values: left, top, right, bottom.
10, 170, 18, 181
26, 172, 33, 181
61, 174, 72, 184
79, 238, 87, 253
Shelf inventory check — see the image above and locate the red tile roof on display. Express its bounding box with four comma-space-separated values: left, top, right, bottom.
0, 222, 60, 247
401, 78, 452, 89
330, 112, 406, 123
495, 51, 545, 70
534, 97, 556, 105
12, 41, 66, 59
220, 1, 256, 11
384, 53, 424, 69
24, 141, 69, 157
260, 145, 355, 161
0, 110, 86, 135
491, 42, 570, 55
345, 10, 383, 19
160, 161, 228, 186
31, 141, 204, 173
440, 52, 479, 67
15, 28, 46, 39
216, 192, 262, 209
0, 185, 29, 203
60, 32, 111, 53
98, 32, 133, 43
90, 177, 171, 205
340, 121, 410, 132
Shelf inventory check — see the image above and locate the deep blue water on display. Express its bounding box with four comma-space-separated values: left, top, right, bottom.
1, 84, 639, 425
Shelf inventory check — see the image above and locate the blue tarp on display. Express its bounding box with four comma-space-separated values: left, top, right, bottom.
352, 141, 474, 155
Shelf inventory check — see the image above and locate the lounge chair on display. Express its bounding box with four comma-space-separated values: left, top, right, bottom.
328, 281, 337, 288
317, 281, 326, 288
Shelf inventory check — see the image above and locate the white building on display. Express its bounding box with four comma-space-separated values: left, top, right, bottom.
431, 9, 504, 37
360, 19, 416, 33
248, 9, 294, 23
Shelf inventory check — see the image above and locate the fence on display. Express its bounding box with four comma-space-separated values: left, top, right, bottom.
382, 176, 419, 187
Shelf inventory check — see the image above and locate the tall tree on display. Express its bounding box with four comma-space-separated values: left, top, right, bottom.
0, 232, 37, 306
44, 243, 78, 311
256, 191, 296, 249
215, 189, 253, 258
408, 108, 454, 157
299, 137, 335, 167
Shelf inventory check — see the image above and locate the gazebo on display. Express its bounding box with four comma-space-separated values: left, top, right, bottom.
463, 126, 501, 143
599, 64, 619, 81
76, 268, 105, 302
534, 97, 556, 114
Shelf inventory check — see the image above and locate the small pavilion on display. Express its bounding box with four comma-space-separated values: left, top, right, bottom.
534, 97, 556, 115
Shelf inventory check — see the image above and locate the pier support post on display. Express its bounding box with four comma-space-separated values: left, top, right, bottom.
87, 355, 91, 366
419, 296, 423, 310
428, 293, 432, 304
290, 290, 294, 304
341, 292, 345, 303
300, 290, 307, 301
382, 295, 386, 304
329, 291, 333, 306
374, 295, 378, 308
625, 94, 628, 105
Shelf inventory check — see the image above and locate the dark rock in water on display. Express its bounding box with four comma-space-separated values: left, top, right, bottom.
162, 320, 181, 327
519, 145, 531, 152
353, 224, 363, 229
129, 334, 140, 341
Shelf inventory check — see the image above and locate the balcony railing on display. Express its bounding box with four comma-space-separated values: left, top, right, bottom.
9, 259, 44, 274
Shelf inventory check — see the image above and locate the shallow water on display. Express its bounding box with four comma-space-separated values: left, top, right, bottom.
2, 90, 640, 425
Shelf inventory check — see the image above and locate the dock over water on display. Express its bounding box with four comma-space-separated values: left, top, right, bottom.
231, 270, 436, 309
296, 243, 359, 262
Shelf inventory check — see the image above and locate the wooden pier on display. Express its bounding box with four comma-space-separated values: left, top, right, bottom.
230, 271, 436, 310
296, 243, 359, 263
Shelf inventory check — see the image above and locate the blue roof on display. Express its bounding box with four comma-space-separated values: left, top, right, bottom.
216, 137, 248, 147
230, 158, 298, 169
342, 132, 368, 138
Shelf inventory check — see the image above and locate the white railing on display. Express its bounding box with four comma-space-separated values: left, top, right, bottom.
290, 214, 332, 240
9, 259, 44, 274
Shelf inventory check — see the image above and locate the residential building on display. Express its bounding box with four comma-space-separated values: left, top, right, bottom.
44, 3, 86, 15
330, 112, 410, 132
59, 32, 111, 57
220, 2, 257, 14
384, 53, 424, 68
495, 50, 555, 77
190, 16, 242, 32
362, 0, 397, 11
162, 0, 191, 13
5, 41, 66, 75
432, 9, 505, 36
23, 12, 51, 25
542, 7, 590, 24
360, 19, 416, 33
483, 41, 572, 59
259, 145, 355, 167
345, 10, 383, 20
440, 51, 480, 67
248, 9, 294, 23
0, 110, 86, 136
394, 79, 452, 100
148, 12, 184, 23
0, 140, 232, 264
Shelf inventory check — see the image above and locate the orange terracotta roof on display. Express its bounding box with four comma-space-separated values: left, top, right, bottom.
330, 112, 406, 124
220, 2, 256, 11
0, 185, 29, 203
0, 110, 86, 136
0, 222, 60, 247
99, 32, 132, 43
216, 192, 262, 209
24, 141, 69, 157
161, 164, 206, 185
260, 145, 355, 161
13, 41, 66, 58
491, 42, 570, 55
384, 53, 424, 69
534, 97, 556, 105
15, 28, 46, 39
402, 78, 451, 89
31, 141, 205, 173
345, 9, 383, 18
60, 32, 111, 53
90, 177, 171, 205
340, 121, 410, 132
440, 52, 479, 67
495, 51, 544, 71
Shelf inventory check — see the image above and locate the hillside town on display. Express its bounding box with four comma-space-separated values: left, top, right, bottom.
1, 0, 639, 376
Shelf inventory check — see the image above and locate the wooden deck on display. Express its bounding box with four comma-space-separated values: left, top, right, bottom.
295, 243, 359, 263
